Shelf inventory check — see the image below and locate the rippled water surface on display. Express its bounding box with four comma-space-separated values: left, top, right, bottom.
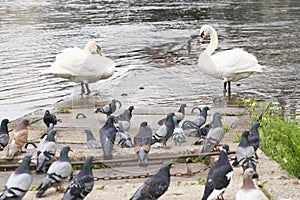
0, 0, 299, 120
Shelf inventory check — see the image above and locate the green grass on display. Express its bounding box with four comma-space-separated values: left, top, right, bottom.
244, 99, 300, 178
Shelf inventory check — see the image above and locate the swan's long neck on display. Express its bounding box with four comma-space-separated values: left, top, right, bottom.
205, 28, 218, 56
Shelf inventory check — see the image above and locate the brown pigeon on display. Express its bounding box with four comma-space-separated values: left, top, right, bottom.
6, 119, 29, 159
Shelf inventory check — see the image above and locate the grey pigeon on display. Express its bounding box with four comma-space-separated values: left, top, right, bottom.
201, 144, 233, 200
157, 104, 187, 126
0, 154, 33, 200
117, 106, 134, 131
200, 112, 224, 159
36, 146, 72, 198
182, 106, 210, 132
36, 129, 57, 174
133, 122, 152, 167
130, 161, 173, 200
99, 116, 117, 160
116, 124, 133, 148
43, 110, 60, 130
151, 112, 176, 147
63, 156, 94, 200
83, 129, 102, 149
236, 168, 263, 200
172, 119, 186, 146
95, 99, 122, 117
232, 130, 258, 178
248, 122, 260, 157
0, 119, 10, 150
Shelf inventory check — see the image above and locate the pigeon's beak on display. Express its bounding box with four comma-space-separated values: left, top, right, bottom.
96, 45, 102, 56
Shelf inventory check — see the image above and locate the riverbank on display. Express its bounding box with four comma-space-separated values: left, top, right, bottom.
0, 94, 299, 199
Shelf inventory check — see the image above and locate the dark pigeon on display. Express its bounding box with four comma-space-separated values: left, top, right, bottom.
248, 122, 260, 157
43, 110, 59, 130
202, 144, 233, 200
116, 124, 133, 148
182, 106, 210, 134
232, 130, 258, 178
36, 129, 57, 174
236, 168, 263, 200
130, 161, 173, 200
63, 156, 94, 200
84, 129, 102, 149
200, 112, 224, 159
133, 122, 152, 167
151, 112, 176, 147
116, 105, 134, 131
36, 146, 72, 198
0, 119, 10, 150
0, 154, 33, 199
95, 99, 122, 117
99, 116, 117, 160
157, 104, 187, 126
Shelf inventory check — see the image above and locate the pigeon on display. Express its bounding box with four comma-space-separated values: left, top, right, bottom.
172, 119, 186, 146
36, 146, 72, 198
182, 106, 210, 133
151, 112, 176, 147
236, 168, 263, 200
83, 129, 102, 149
133, 122, 152, 167
200, 112, 224, 159
99, 116, 117, 160
0, 119, 10, 150
248, 122, 260, 157
95, 99, 122, 117
43, 110, 60, 130
6, 119, 29, 159
36, 129, 57, 174
116, 124, 133, 148
232, 130, 258, 177
0, 154, 33, 199
63, 156, 94, 200
157, 104, 187, 126
130, 161, 173, 200
201, 144, 233, 200
116, 105, 134, 131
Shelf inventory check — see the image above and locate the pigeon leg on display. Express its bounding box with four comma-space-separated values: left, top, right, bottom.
223, 82, 227, 95
80, 82, 85, 95
85, 83, 91, 95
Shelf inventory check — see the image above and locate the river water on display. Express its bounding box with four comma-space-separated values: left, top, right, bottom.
0, 0, 299, 120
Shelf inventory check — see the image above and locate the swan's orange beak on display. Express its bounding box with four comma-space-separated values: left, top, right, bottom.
200, 32, 205, 43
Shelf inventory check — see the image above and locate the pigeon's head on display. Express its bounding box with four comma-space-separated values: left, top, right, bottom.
242, 130, 250, 137
23, 154, 33, 162
244, 168, 255, 179
220, 144, 229, 153
85, 156, 93, 164
84, 129, 93, 135
106, 116, 117, 125
160, 161, 173, 170
21, 119, 29, 126
45, 110, 50, 115
140, 121, 148, 127
213, 112, 222, 120
202, 106, 210, 112
1, 118, 10, 126
252, 122, 261, 129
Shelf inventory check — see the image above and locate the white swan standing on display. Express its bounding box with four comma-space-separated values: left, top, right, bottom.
198, 25, 265, 96
43, 41, 116, 95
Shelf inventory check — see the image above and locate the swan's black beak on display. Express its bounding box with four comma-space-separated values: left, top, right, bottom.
200, 32, 205, 43
96, 45, 102, 56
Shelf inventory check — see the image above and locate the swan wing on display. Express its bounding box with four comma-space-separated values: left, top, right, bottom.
198, 51, 221, 79
213, 49, 263, 75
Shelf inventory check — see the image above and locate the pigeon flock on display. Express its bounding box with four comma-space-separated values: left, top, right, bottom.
0, 24, 267, 199
0, 99, 263, 199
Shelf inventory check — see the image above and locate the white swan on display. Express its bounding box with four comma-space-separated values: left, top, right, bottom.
198, 25, 265, 96
43, 41, 116, 94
